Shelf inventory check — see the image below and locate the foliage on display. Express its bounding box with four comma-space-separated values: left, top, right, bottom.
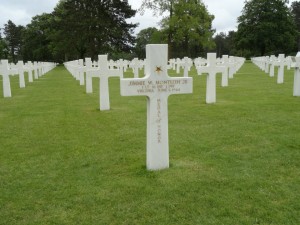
236, 0, 298, 56
141, 0, 215, 58
140, 0, 176, 16
168, 0, 215, 58
0, 63, 299, 224
0, 33, 9, 59
134, 27, 166, 58
52, 0, 137, 61
3, 20, 24, 63
213, 31, 238, 57
291, 1, 300, 51
22, 14, 54, 62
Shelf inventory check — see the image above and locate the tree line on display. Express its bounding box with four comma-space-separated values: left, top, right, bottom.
1, 0, 300, 63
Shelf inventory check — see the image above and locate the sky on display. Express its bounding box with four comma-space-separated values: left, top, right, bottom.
0, 0, 298, 36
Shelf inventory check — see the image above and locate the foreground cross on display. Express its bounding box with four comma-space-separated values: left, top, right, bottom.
120, 44, 193, 170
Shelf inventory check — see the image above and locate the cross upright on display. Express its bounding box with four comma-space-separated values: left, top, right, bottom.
197, 53, 225, 104
292, 57, 300, 96
0, 60, 12, 98
17, 61, 26, 88
269, 55, 276, 77
78, 59, 85, 86
120, 44, 193, 170
25, 62, 34, 83
130, 58, 141, 78
97, 55, 122, 110
221, 55, 229, 87
182, 57, 191, 77
85, 57, 95, 93
277, 54, 285, 84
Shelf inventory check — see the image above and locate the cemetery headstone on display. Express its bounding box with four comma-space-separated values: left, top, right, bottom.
197, 53, 225, 104
120, 44, 193, 170
98, 55, 122, 110
292, 57, 300, 96
0, 60, 12, 98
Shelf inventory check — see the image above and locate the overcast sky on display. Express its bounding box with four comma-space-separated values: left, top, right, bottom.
0, 0, 298, 36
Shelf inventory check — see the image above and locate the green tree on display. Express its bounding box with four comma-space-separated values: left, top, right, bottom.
291, 1, 300, 50
140, 0, 177, 57
236, 0, 297, 56
52, 0, 137, 61
214, 32, 229, 57
213, 31, 238, 57
134, 27, 165, 58
140, 0, 215, 58
4, 20, 24, 63
167, 0, 215, 58
0, 32, 9, 59
22, 13, 54, 62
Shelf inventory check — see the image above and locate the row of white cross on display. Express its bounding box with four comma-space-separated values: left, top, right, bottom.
64, 44, 245, 170
251, 54, 300, 96
0, 60, 56, 97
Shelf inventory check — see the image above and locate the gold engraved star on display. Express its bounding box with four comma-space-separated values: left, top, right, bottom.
155, 66, 163, 74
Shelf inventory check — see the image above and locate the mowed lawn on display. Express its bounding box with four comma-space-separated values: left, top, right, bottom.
0, 62, 299, 225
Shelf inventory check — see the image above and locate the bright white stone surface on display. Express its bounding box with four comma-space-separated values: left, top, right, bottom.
292, 57, 300, 96
197, 53, 225, 104
120, 44, 193, 170
277, 54, 285, 84
0, 60, 12, 97
98, 55, 122, 110
17, 61, 26, 88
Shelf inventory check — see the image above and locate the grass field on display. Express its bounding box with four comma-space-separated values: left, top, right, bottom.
0, 62, 299, 225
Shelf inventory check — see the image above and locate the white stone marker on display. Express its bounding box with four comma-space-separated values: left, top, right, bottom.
79, 59, 85, 86
120, 44, 193, 170
33, 62, 39, 79
98, 55, 121, 110
17, 61, 26, 88
130, 58, 140, 78
26, 62, 34, 83
277, 54, 285, 84
0, 60, 12, 97
293, 57, 300, 96
85, 58, 94, 93
197, 53, 225, 104
221, 55, 229, 87
183, 57, 190, 77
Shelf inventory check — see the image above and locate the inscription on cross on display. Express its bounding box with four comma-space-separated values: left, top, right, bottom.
120, 44, 193, 170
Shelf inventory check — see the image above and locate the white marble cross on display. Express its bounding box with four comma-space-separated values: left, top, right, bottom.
78, 59, 85, 86
0, 60, 12, 98
85, 58, 95, 93
292, 57, 300, 96
130, 58, 141, 78
221, 55, 229, 87
269, 55, 276, 77
17, 61, 26, 88
197, 53, 225, 104
182, 57, 191, 77
120, 44, 193, 170
25, 62, 34, 83
97, 55, 122, 110
277, 54, 285, 84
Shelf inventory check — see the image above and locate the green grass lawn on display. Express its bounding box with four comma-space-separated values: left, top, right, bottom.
0, 62, 299, 225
